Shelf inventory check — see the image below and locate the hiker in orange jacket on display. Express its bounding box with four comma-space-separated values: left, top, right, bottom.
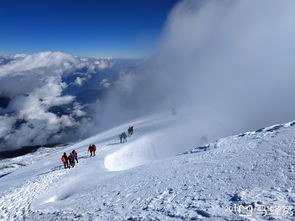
61, 152, 69, 169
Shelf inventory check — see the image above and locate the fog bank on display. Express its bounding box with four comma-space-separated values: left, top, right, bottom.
99, 0, 295, 146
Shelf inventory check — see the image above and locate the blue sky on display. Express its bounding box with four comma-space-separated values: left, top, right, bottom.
0, 0, 179, 57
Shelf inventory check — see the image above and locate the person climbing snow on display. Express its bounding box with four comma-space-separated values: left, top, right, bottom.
61, 152, 69, 169
119, 134, 123, 143
68, 152, 75, 168
119, 132, 127, 143
72, 150, 78, 163
88, 144, 93, 156
128, 126, 134, 136
123, 132, 127, 142
92, 144, 96, 156
88, 144, 96, 157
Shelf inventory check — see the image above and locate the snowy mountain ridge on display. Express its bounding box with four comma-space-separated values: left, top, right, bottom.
183, 121, 295, 155
0, 114, 294, 220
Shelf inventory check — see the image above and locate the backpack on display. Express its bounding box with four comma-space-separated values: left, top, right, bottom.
61, 156, 66, 163
68, 154, 74, 161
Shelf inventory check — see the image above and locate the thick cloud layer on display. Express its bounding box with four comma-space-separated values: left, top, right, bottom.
0, 52, 138, 151
98, 0, 295, 147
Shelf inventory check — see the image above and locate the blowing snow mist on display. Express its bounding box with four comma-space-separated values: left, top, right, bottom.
99, 0, 295, 153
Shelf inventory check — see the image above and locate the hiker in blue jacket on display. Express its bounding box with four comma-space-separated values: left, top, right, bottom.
119, 132, 127, 143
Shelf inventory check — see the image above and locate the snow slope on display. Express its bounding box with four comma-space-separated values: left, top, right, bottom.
0, 114, 294, 220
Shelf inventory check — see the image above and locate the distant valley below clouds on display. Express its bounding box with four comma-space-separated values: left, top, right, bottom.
0, 52, 140, 151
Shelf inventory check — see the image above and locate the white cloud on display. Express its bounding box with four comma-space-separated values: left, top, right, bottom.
0, 52, 82, 150
0, 51, 78, 78
72, 103, 87, 117
95, 60, 113, 70
0, 115, 15, 138
99, 79, 111, 88
74, 76, 87, 87
0, 51, 138, 150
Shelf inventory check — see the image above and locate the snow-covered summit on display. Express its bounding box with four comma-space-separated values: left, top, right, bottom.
0, 114, 294, 220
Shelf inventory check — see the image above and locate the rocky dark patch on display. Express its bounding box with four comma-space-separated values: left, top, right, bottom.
0, 96, 11, 108
0, 143, 62, 159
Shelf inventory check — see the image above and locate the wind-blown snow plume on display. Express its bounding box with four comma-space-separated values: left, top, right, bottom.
99, 0, 295, 151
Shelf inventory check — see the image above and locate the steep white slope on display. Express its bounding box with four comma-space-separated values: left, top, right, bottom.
0, 115, 294, 220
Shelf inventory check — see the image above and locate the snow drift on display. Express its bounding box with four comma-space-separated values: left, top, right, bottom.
0, 113, 294, 220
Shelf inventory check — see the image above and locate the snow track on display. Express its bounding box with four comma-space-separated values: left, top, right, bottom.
0, 116, 294, 220
0, 166, 69, 220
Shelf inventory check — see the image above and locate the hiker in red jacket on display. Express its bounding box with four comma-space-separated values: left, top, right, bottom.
92, 144, 97, 156
88, 144, 96, 157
